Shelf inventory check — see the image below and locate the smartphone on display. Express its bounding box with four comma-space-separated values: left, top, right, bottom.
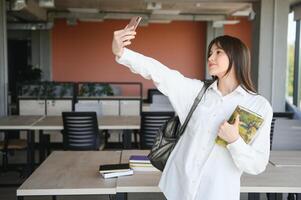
127, 16, 142, 30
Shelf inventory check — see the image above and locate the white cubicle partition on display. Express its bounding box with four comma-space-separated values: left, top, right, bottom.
46, 100, 72, 116
75, 102, 102, 116
99, 100, 119, 116
19, 100, 45, 115
120, 100, 140, 116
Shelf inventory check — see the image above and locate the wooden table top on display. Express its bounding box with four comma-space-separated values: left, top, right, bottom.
31, 116, 140, 130
17, 151, 122, 196
17, 150, 301, 196
118, 150, 301, 193
0, 115, 43, 130
269, 150, 301, 167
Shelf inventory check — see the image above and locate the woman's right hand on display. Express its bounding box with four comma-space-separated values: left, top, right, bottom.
112, 26, 136, 58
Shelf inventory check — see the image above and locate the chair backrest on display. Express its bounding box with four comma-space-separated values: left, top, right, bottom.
271, 119, 301, 150
140, 112, 175, 149
273, 112, 294, 119
152, 94, 170, 105
62, 112, 100, 150
147, 89, 162, 103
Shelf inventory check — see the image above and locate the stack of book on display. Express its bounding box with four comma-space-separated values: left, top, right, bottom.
99, 163, 133, 179
129, 155, 159, 171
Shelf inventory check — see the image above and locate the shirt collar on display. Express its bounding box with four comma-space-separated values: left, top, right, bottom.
207, 80, 247, 97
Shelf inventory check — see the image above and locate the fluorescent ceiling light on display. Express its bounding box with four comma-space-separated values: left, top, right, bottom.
68, 8, 99, 13
39, 0, 55, 8
149, 19, 172, 24
147, 2, 162, 10
152, 10, 181, 15
232, 7, 253, 17
213, 20, 240, 28
79, 18, 104, 22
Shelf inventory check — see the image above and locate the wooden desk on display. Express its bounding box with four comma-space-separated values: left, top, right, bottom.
0, 115, 140, 175
17, 151, 121, 199
16, 150, 301, 200
269, 151, 301, 167
117, 150, 301, 200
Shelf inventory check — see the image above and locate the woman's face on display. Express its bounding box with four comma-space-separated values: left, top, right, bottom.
208, 43, 230, 79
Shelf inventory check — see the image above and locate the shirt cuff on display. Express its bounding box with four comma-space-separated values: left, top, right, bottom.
226, 137, 247, 154
115, 48, 131, 64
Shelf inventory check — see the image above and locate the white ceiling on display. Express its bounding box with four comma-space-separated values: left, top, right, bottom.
8, 0, 260, 23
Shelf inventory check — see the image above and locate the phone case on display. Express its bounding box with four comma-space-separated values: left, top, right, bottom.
128, 16, 142, 30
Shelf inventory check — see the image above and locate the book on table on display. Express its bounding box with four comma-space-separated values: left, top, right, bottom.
129, 155, 151, 163
130, 164, 160, 172
215, 105, 264, 147
99, 163, 131, 173
99, 163, 133, 179
101, 169, 134, 179
129, 155, 159, 171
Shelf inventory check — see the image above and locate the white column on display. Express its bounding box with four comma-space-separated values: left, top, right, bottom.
256, 0, 289, 112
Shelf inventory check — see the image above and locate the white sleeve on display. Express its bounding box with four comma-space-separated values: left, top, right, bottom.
226, 102, 273, 175
116, 48, 203, 122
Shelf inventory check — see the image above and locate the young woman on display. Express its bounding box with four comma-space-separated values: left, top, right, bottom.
112, 26, 273, 200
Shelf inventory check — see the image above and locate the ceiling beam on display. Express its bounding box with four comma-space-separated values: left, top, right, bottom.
144, 0, 259, 2
49, 11, 225, 22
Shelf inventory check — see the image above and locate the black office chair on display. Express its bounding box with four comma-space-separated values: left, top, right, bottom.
146, 89, 163, 103
140, 111, 175, 149
62, 112, 103, 151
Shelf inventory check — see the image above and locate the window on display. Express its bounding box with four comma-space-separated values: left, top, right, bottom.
286, 12, 297, 107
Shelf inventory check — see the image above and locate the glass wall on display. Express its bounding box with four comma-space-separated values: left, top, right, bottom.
286, 12, 296, 105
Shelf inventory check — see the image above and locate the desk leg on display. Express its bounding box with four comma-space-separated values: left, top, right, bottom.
122, 130, 132, 149
39, 130, 46, 164
297, 193, 301, 200
248, 193, 260, 200
116, 193, 128, 200
27, 130, 35, 175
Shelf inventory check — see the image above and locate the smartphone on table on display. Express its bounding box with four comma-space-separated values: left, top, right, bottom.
127, 16, 142, 30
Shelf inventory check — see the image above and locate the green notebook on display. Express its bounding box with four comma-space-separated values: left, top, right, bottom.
215, 105, 264, 147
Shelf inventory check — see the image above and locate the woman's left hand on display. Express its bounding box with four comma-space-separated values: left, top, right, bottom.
217, 115, 240, 144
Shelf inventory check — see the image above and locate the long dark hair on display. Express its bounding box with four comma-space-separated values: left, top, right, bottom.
207, 35, 256, 94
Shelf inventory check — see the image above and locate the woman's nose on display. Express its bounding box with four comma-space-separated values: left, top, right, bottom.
208, 54, 214, 62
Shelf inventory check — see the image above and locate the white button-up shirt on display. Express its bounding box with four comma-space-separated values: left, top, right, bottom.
117, 48, 273, 200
